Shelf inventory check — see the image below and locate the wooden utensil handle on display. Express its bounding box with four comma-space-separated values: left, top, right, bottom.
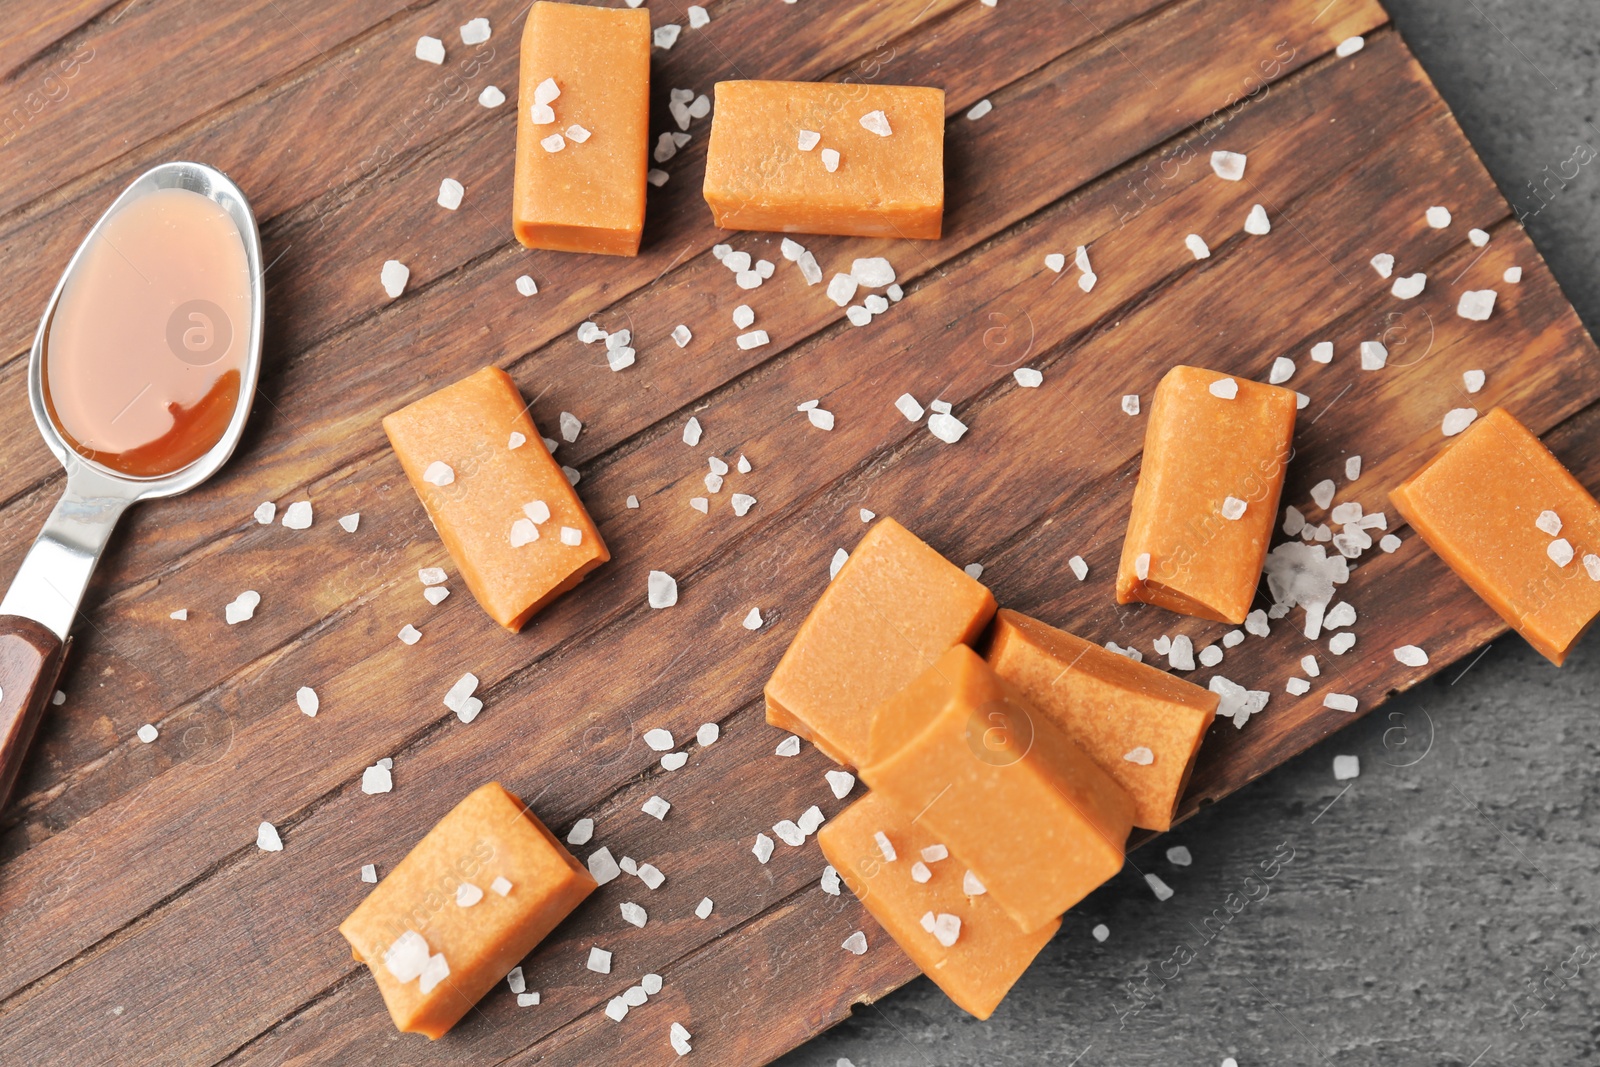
0, 615, 66, 814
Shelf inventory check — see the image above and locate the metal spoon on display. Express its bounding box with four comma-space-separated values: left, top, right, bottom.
0, 161, 263, 810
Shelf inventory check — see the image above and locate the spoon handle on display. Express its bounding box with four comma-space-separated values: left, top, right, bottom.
0, 615, 67, 813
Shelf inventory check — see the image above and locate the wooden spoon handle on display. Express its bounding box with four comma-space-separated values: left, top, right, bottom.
0, 615, 66, 814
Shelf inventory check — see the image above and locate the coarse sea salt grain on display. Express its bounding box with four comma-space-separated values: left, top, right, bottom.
457, 882, 484, 907
859, 110, 892, 137
1505, 266, 1523, 284
1268, 356, 1295, 384
257, 821, 283, 851
587, 947, 612, 974
1336, 35, 1365, 57
1199, 644, 1223, 667
642, 795, 671, 820
1550, 538, 1575, 567
967, 98, 993, 120
170, 608, 188, 621
1458, 290, 1497, 321
688, 4, 710, 27
1069, 555, 1088, 581
381, 260, 409, 299
1392, 273, 1427, 300
1286, 677, 1311, 696
1333, 754, 1361, 782
1370, 253, 1395, 279
647, 169, 669, 187
852, 257, 896, 288
1092, 924, 1110, 942
821, 148, 841, 172
1221, 496, 1247, 520
1145, 873, 1175, 901
697, 721, 720, 746
1121, 394, 1140, 416
254, 501, 276, 524
362, 863, 378, 883
775, 735, 802, 757
1443, 407, 1478, 436
1043, 252, 1066, 274
808, 408, 835, 431
1394, 644, 1429, 667
743, 607, 764, 630
1311, 341, 1334, 364
1537, 510, 1563, 536
588, 848, 621, 885
753, 833, 775, 863
362, 761, 394, 794
826, 273, 858, 306
1124, 746, 1154, 766
826, 769, 856, 799
438, 178, 464, 210
1426, 205, 1452, 228
415, 36, 445, 64
479, 85, 505, 108
928, 412, 967, 444
736, 329, 769, 350
660, 752, 688, 771
567, 124, 591, 144
1210, 151, 1246, 181
297, 686, 319, 717
423, 461, 454, 487
653, 24, 681, 49
1166, 845, 1192, 867
137, 723, 158, 743
1209, 377, 1239, 400
1185, 233, 1211, 260
1324, 692, 1359, 713
896, 393, 925, 421
1360, 341, 1388, 370
1245, 203, 1271, 235
460, 17, 491, 44
644, 728, 674, 752
1014, 367, 1043, 388
797, 129, 821, 152
541, 133, 565, 153
1346, 456, 1362, 481
225, 590, 261, 625
842, 931, 868, 955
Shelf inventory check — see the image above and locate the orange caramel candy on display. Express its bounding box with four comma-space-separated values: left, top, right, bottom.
1117, 365, 1298, 624
1390, 406, 1600, 665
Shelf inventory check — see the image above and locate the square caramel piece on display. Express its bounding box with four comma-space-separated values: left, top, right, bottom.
383, 366, 609, 631
818, 792, 1058, 1020
339, 782, 597, 1039
764, 517, 996, 768
861, 644, 1134, 934
1117, 365, 1298, 624
703, 80, 945, 239
1390, 406, 1600, 665
513, 2, 650, 255
985, 609, 1218, 831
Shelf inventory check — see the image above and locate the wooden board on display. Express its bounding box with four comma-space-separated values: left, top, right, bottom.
0, 0, 1593, 1062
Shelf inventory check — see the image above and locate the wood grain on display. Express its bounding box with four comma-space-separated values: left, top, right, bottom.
0, 0, 1593, 1063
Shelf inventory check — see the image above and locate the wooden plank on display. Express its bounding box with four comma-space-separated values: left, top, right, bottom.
11, 22, 1557, 1064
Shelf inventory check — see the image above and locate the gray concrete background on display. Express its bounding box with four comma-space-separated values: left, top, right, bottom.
782, 3, 1600, 1064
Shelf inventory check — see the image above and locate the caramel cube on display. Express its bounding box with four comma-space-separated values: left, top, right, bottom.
703, 81, 945, 239
383, 367, 609, 631
764, 517, 996, 767
985, 609, 1218, 831
513, 2, 651, 256
339, 783, 597, 1038
1389, 406, 1600, 665
861, 645, 1134, 934
1117, 365, 1298, 624
818, 792, 1058, 1019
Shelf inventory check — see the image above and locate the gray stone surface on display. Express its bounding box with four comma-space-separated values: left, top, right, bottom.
782, 4, 1600, 1064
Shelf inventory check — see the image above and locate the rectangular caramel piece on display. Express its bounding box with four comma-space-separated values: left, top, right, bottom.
1389, 406, 1600, 665
1117, 365, 1298, 624
513, 2, 650, 255
339, 783, 597, 1039
818, 792, 1058, 1020
383, 367, 610, 631
764, 517, 996, 767
703, 80, 945, 239
985, 610, 1218, 831
862, 645, 1134, 934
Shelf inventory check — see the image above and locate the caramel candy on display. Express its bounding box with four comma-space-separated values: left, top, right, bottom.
383, 367, 609, 631
703, 81, 945, 239
985, 609, 1217, 831
339, 783, 597, 1038
818, 792, 1058, 1020
1390, 406, 1600, 665
862, 644, 1134, 934
513, 2, 651, 255
764, 518, 995, 767
1117, 365, 1298, 624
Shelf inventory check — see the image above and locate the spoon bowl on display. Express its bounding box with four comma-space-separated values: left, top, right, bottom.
0, 161, 263, 810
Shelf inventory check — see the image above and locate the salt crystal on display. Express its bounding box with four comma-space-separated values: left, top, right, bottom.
478, 85, 505, 108
1549, 538, 1575, 567
604, 998, 628, 1022
775, 735, 802, 757
1268, 356, 1295, 384
966, 98, 993, 120
1333, 754, 1361, 781
588, 847, 621, 885
688, 6, 712, 29
1069, 555, 1088, 581
1380, 533, 1402, 553
797, 129, 821, 151
742, 606, 764, 630
895, 393, 925, 421
437, 177, 464, 210
1426, 205, 1452, 228
928, 412, 967, 444
1392, 273, 1427, 300
1124, 746, 1154, 765
509, 518, 538, 547
1185, 233, 1211, 259
826, 273, 858, 307
1210, 151, 1246, 181
821, 867, 841, 896
683, 417, 703, 446
1092, 924, 1110, 943
225, 590, 261, 625
1135, 553, 1150, 581
1329, 632, 1356, 655
1198, 644, 1223, 667
534, 77, 560, 106
1442, 408, 1478, 436
874, 830, 897, 862
457, 882, 484, 907
753, 833, 774, 863
821, 148, 841, 172
644, 728, 675, 752
560, 526, 582, 546
1458, 290, 1497, 321
1223, 630, 1244, 648
620, 902, 648, 928
859, 110, 892, 137
587, 947, 612, 974
642, 795, 671, 820
1311, 341, 1334, 364
1311, 479, 1337, 510
1302, 654, 1321, 677
1168, 635, 1196, 671
1145, 873, 1174, 901
696, 897, 714, 918
964, 563, 984, 579
1209, 377, 1239, 400
257, 821, 283, 852
1014, 367, 1043, 388
253, 501, 276, 524
530, 102, 556, 125
1585, 554, 1600, 581
1336, 35, 1365, 57
1324, 692, 1359, 713
1246, 609, 1270, 637
514, 275, 538, 299
296, 686, 319, 717
841, 931, 868, 955
1470, 227, 1491, 247
671, 1022, 693, 1055
689, 94, 710, 119
1360, 341, 1388, 370
1283, 505, 1306, 537
930, 913, 961, 947
137, 723, 158, 743
1504, 266, 1522, 284
423, 955, 454, 999
1221, 496, 1247, 521
774, 820, 805, 847
415, 36, 445, 64
808, 408, 835, 430
846, 305, 871, 327
380, 260, 409, 299
1244, 203, 1271, 235
362, 761, 394, 794
1392, 644, 1429, 667
1121, 394, 1140, 416
653, 24, 681, 49
567, 124, 591, 144
831, 548, 849, 579
361, 863, 377, 883
731, 492, 757, 516
736, 329, 769, 350
540, 132, 565, 153
697, 722, 720, 746
797, 250, 823, 285
1536, 510, 1563, 536
1346, 456, 1362, 481
1286, 677, 1311, 696
385, 931, 429, 982
1167, 845, 1192, 866
1370, 253, 1395, 278
422, 461, 454, 487
851, 257, 896, 288
826, 770, 856, 799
